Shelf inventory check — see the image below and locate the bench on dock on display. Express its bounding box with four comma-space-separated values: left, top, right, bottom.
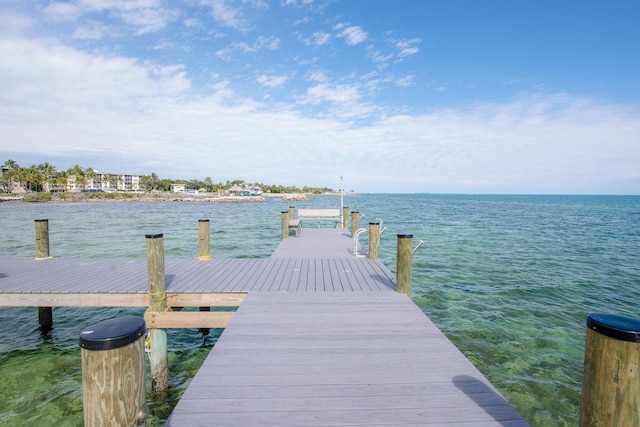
297, 208, 341, 228
288, 219, 301, 237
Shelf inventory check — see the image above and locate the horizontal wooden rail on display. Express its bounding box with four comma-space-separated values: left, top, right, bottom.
167, 292, 247, 308
144, 310, 236, 329
0, 293, 149, 307
0, 292, 247, 308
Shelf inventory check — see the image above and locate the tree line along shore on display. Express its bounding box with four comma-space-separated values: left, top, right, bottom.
0, 191, 311, 203
1, 159, 337, 201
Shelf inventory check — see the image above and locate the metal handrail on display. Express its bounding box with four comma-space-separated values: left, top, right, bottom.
353, 228, 368, 258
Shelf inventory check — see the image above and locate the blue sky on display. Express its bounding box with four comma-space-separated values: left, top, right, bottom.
0, 0, 639, 194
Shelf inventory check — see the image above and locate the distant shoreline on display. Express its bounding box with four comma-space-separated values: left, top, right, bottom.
0, 192, 310, 203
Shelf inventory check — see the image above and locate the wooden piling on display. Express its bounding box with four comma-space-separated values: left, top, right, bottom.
80, 316, 147, 427
35, 219, 53, 330
281, 211, 289, 240
342, 206, 349, 229
197, 220, 212, 332
396, 234, 413, 296
199, 306, 211, 336
351, 211, 359, 236
34, 219, 51, 259
289, 206, 295, 221
198, 219, 211, 260
368, 222, 380, 260
580, 313, 640, 427
146, 233, 169, 394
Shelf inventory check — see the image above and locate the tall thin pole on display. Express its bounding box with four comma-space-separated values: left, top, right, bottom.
339, 176, 344, 227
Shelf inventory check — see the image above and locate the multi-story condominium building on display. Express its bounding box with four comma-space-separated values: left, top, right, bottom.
42, 173, 142, 192
81, 174, 141, 192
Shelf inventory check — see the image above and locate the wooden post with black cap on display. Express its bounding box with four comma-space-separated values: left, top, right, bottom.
580, 312, 640, 426
79, 315, 148, 426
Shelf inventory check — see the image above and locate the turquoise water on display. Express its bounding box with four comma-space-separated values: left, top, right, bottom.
1, 194, 639, 426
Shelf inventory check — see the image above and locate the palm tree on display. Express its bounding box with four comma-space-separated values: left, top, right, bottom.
67, 165, 86, 191
85, 167, 97, 190
204, 176, 213, 193
54, 170, 68, 192
24, 165, 45, 191
38, 162, 57, 192
4, 159, 18, 170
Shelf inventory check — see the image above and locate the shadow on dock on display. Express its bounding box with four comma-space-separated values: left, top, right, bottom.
454, 375, 528, 426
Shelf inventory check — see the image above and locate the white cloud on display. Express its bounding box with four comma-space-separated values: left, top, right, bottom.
335, 24, 367, 45
281, 0, 316, 7
394, 37, 420, 58
119, 6, 179, 35
43, 1, 82, 21
394, 75, 414, 87
0, 11, 35, 35
72, 22, 116, 40
216, 35, 280, 59
308, 71, 329, 82
256, 74, 288, 88
201, 0, 251, 31
366, 45, 393, 65
299, 31, 330, 46
0, 34, 638, 194
255, 35, 280, 50
301, 83, 375, 119
43, 0, 178, 34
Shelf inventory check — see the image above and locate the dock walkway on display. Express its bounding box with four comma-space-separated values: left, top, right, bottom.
0, 226, 529, 426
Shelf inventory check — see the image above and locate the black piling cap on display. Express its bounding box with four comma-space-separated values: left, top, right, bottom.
79, 316, 146, 351
398, 234, 413, 239
587, 313, 640, 342
145, 233, 163, 239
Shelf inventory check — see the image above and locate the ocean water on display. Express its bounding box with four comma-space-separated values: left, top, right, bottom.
1, 194, 639, 426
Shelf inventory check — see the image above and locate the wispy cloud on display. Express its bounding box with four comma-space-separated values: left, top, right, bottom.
334, 23, 367, 45
200, 0, 252, 32
298, 31, 331, 46
72, 21, 116, 40
43, 0, 179, 34
256, 74, 288, 88
394, 37, 420, 58
215, 35, 280, 60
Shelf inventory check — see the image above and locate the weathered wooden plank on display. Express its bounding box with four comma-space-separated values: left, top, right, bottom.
166, 292, 246, 307
144, 310, 235, 328
0, 292, 148, 307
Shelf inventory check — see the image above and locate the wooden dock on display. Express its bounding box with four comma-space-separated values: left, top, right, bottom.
0, 226, 529, 426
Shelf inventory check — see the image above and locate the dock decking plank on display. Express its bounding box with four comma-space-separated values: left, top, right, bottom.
166, 292, 527, 426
